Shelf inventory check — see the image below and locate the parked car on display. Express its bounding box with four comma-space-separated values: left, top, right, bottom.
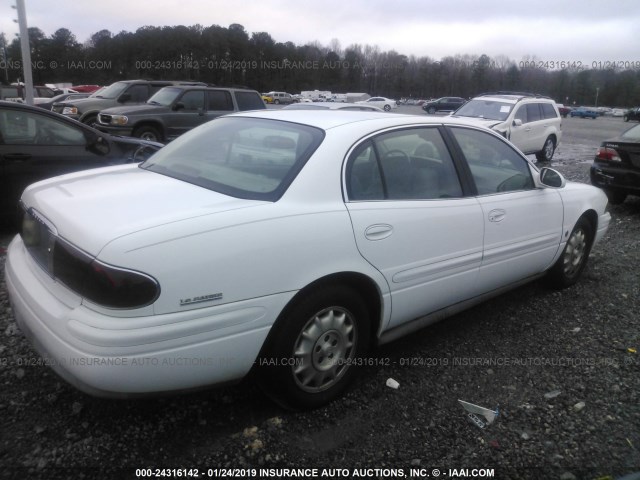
570, 107, 598, 119
261, 93, 274, 104
422, 97, 466, 114
72, 85, 102, 93
96, 86, 265, 142
5, 110, 610, 408
36, 92, 90, 111
590, 122, 640, 204
611, 108, 626, 117
52, 79, 206, 125
556, 104, 572, 117
0, 84, 59, 105
356, 96, 397, 111
282, 102, 383, 112
623, 107, 640, 122
452, 92, 562, 162
0, 100, 162, 223
264, 91, 294, 105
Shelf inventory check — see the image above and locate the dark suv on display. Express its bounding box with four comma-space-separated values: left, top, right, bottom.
624, 107, 640, 122
52, 79, 206, 125
422, 97, 466, 114
95, 85, 266, 142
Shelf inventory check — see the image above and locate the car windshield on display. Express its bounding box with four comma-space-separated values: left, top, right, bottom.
147, 87, 182, 106
140, 117, 324, 201
92, 82, 129, 99
454, 99, 514, 121
620, 124, 640, 141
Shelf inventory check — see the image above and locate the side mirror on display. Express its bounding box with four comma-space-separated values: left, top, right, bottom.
86, 134, 110, 155
118, 93, 132, 103
172, 102, 185, 111
539, 167, 565, 188
512, 119, 523, 127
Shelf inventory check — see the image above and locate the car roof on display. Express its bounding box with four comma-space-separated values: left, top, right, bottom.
472, 92, 554, 104
158, 85, 258, 92
228, 109, 496, 131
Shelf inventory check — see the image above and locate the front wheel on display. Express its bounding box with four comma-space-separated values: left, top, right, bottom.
535, 136, 556, 162
257, 286, 370, 409
427, 107, 436, 114
623, 115, 629, 122
546, 217, 594, 289
133, 125, 162, 142
383, 104, 391, 111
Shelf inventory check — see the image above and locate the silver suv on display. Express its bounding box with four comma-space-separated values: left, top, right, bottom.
452, 92, 562, 162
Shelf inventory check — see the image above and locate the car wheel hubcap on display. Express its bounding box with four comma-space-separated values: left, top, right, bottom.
141, 132, 157, 141
563, 228, 586, 278
544, 139, 554, 158
292, 306, 356, 393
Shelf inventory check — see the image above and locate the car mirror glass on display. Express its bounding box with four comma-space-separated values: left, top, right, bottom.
87, 134, 110, 155
173, 102, 185, 111
539, 167, 565, 188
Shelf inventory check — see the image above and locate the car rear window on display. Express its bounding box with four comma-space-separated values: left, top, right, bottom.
140, 117, 324, 201
235, 91, 267, 111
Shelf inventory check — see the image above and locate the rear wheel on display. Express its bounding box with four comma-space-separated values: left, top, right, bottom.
257, 285, 370, 410
535, 136, 556, 162
546, 216, 594, 289
383, 104, 391, 111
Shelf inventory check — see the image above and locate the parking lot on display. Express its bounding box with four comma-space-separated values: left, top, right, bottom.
1, 112, 639, 479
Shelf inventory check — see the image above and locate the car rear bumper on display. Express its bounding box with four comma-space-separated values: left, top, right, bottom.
591, 164, 640, 193
5, 236, 287, 397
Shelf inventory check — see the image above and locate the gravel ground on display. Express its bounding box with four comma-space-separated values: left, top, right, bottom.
1, 118, 639, 480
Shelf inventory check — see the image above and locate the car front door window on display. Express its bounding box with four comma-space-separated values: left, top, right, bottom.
450, 127, 534, 195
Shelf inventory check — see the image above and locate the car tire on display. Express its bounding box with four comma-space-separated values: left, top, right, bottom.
274, 99, 280, 105
535, 136, 556, 162
82, 114, 97, 126
384, 104, 391, 111
133, 125, 162, 143
604, 188, 627, 205
546, 216, 594, 289
623, 115, 629, 122
257, 285, 370, 410
427, 107, 436, 114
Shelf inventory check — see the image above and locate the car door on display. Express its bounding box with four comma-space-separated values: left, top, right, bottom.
448, 126, 563, 293
345, 126, 484, 329
508, 104, 534, 153
166, 90, 208, 138
0, 106, 108, 216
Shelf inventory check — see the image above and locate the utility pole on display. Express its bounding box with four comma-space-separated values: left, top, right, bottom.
14, 0, 34, 105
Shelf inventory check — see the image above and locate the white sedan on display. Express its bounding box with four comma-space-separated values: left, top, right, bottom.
357, 96, 398, 111
5, 110, 610, 409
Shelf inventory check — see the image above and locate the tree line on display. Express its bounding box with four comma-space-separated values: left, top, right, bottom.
1, 24, 639, 107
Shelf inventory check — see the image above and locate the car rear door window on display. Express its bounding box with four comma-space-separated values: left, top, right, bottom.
235, 92, 266, 111
208, 90, 234, 111
541, 103, 558, 119
347, 127, 463, 201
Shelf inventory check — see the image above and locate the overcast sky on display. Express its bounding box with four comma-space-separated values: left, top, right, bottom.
1, 0, 638, 64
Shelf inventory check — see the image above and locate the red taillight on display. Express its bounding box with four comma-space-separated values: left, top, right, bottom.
53, 239, 160, 309
596, 147, 621, 162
